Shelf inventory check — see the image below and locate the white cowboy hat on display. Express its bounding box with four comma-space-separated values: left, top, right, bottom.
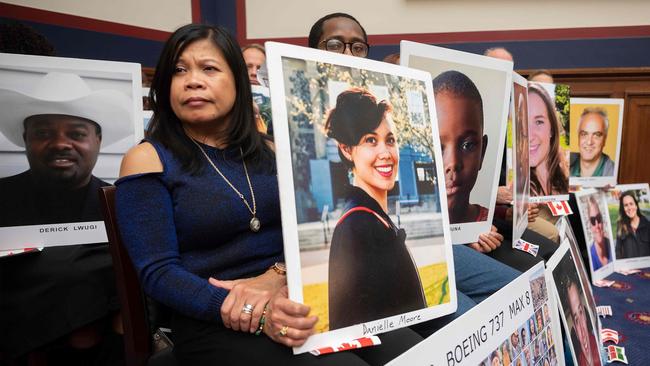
0, 72, 133, 147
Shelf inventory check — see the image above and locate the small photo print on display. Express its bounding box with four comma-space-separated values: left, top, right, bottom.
535, 307, 545, 332
512, 354, 527, 366
543, 303, 551, 325
528, 315, 538, 340
605, 183, 650, 270
569, 98, 624, 187
546, 326, 555, 349
519, 321, 531, 349
575, 189, 615, 282
500, 338, 514, 366
510, 328, 524, 358
530, 270, 549, 310
522, 345, 533, 366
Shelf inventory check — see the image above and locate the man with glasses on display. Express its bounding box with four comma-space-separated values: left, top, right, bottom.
587, 195, 611, 270
308, 12, 370, 58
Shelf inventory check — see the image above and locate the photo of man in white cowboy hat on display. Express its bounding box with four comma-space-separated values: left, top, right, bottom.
0, 71, 132, 228
0, 53, 141, 362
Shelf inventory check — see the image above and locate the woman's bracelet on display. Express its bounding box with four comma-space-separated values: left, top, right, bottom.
255, 302, 269, 336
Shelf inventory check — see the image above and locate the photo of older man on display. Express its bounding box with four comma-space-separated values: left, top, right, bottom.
570, 107, 614, 177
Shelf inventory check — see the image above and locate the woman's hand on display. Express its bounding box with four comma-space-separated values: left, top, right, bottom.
496, 183, 513, 205
264, 286, 317, 347
468, 225, 503, 253
209, 268, 286, 333
528, 203, 540, 222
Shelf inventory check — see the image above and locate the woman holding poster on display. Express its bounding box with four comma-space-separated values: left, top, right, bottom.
528, 83, 568, 198
326, 88, 426, 330
116, 24, 422, 365
616, 191, 650, 258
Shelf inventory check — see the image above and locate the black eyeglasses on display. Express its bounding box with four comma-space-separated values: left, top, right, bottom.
589, 213, 602, 225
319, 38, 369, 57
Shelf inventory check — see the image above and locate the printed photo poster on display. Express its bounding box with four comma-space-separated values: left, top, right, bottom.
0, 53, 143, 252
251, 84, 273, 134
265, 42, 456, 354
606, 183, 650, 270
569, 98, 624, 188
575, 189, 616, 283
528, 82, 570, 203
510, 72, 530, 243
388, 262, 564, 366
555, 217, 601, 335
547, 243, 604, 366
401, 40, 511, 244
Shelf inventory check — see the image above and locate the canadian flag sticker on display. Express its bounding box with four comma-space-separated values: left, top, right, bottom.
547, 201, 573, 216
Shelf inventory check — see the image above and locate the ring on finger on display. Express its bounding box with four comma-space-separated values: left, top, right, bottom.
279, 325, 289, 337
241, 303, 254, 315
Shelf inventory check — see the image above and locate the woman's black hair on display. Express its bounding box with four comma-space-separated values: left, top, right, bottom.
308, 13, 367, 49
325, 87, 391, 168
147, 23, 273, 174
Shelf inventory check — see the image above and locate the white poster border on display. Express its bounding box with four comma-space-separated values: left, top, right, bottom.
400, 40, 512, 244
265, 41, 457, 354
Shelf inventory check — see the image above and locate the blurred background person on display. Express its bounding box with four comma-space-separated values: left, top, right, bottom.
242, 43, 265, 86
484, 47, 513, 63
528, 69, 554, 84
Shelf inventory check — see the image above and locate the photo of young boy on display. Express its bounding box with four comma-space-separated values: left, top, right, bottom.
402, 41, 512, 243
433, 70, 488, 224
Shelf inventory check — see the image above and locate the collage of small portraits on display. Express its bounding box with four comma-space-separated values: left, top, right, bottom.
480, 304, 558, 366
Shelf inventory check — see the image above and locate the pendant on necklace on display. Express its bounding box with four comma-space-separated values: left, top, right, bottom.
250, 217, 261, 232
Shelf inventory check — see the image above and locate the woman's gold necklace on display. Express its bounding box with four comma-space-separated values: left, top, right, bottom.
192, 139, 260, 232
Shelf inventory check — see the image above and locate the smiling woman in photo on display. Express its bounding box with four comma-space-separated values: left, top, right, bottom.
527, 83, 568, 197
326, 87, 426, 330
616, 191, 650, 259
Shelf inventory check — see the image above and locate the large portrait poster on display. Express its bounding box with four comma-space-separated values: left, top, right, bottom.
388, 263, 564, 366
401, 41, 511, 244
575, 189, 616, 283
569, 98, 623, 188
528, 82, 570, 203
606, 183, 650, 270
0, 53, 142, 252
547, 243, 603, 366
510, 72, 530, 244
265, 42, 456, 354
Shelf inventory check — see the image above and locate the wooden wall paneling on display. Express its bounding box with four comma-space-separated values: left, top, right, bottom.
619, 93, 650, 183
